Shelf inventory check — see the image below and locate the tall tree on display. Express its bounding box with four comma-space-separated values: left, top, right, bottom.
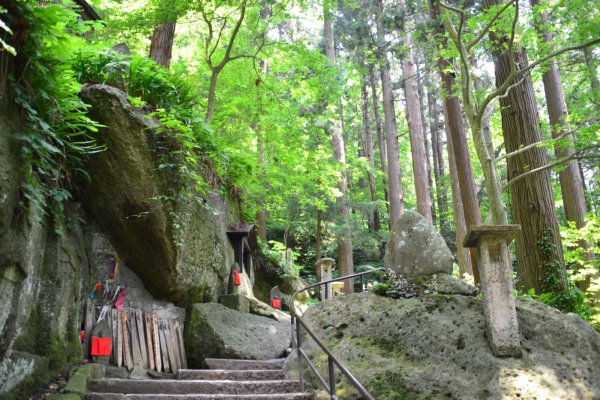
201, 0, 249, 122
255, 3, 272, 242
530, 0, 588, 230
417, 62, 437, 226
483, 0, 567, 294
148, 1, 181, 68
427, 76, 451, 242
374, 0, 404, 226
324, 0, 353, 292
369, 63, 389, 217
361, 78, 381, 232
444, 105, 473, 277
396, 0, 433, 221
428, 0, 481, 281
149, 23, 176, 68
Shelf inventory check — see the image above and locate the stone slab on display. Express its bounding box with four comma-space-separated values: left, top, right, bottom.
219, 294, 250, 313
463, 225, 521, 248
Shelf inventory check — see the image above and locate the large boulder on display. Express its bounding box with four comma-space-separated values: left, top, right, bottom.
384, 210, 453, 277
285, 293, 600, 399
79, 84, 239, 303
185, 302, 291, 367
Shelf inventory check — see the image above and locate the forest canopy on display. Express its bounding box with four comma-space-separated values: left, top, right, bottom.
1, 0, 599, 327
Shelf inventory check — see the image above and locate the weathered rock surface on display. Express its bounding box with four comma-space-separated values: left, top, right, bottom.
413, 273, 478, 296
247, 296, 290, 322
0, 79, 239, 398
285, 293, 600, 400
185, 303, 291, 367
79, 84, 239, 303
384, 210, 453, 277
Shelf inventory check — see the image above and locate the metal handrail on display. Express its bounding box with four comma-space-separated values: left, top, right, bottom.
289, 268, 384, 400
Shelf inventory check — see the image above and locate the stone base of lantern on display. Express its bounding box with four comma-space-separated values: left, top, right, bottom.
464, 225, 522, 358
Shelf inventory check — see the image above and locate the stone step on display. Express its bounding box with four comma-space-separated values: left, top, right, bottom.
86, 393, 311, 400
88, 379, 300, 395
204, 358, 285, 371
176, 369, 285, 381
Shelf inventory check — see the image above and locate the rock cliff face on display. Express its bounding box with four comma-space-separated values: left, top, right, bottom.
285, 293, 600, 400
0, 81, 241, 398
79, 84, 238, 303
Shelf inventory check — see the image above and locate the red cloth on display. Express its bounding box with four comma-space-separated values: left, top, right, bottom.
232, 270, 241, 285
271, 299, 282, 309
90, 337, 112, 356
114, 288, 125, 309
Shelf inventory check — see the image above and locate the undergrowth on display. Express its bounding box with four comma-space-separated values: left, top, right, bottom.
73, 49, 249, 198
2, 0, 106, 224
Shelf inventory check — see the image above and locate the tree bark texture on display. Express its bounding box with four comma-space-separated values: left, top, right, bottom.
417, 62, 437, 225
374, 0, 404, 227
324, 3, 354, 293
530, 0, 587, 230
484, 0, 566, 294
149, 23, 176, 68
438, 64, 481, 282
398, 0, 433, 222
361, 80, 381, 232
444, 103, 473, 277
584, 47, 599, 92
427, 78, 451, 243
428, 0, 486, 282
369, 64, 389, 219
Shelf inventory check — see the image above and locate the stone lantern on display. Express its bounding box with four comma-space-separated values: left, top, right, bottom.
315, 258, 336, 300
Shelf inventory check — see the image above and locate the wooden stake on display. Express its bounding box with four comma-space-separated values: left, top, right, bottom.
129, 309, 143, 368
164, 320, 179, 373
111, 310, 118, 365
144, 312, 155, 371
84, 298, 95, 359
152, 314, 162, 372
136, 309, 148, 368
117, 309, 123, 367
174, 320, 187, 369
122, 310, 133, 371
158, 320, 170, 372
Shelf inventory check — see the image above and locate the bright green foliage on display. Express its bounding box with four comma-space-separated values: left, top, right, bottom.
261, 239, 304, 279
6, 0, 104, 221
562, 214, 600, 328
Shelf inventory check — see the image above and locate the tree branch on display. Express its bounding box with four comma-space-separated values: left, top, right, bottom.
495, 127, 575, 162
217, 0, 247, 70
504, 146, 599, 188
465, 0, 518, 52
478, 38, 600, 123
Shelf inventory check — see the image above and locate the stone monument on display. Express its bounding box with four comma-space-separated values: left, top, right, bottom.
315, 258, 336, 300
464, 225, 522, 357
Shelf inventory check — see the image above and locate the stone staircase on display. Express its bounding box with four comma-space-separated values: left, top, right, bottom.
85, 358, 310, 399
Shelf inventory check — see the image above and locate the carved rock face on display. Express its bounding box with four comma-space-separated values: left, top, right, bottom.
384, 210, 453, 278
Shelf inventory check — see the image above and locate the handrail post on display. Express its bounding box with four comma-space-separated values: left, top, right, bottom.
328, 355, 336, 398
296, 318, 304, 391
289, 268, 382, 400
